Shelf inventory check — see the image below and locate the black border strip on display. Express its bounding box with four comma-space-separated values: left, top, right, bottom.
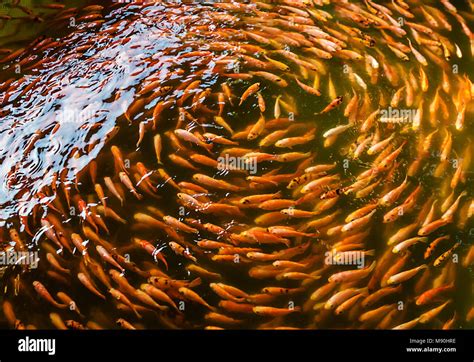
0, 329, 472, 361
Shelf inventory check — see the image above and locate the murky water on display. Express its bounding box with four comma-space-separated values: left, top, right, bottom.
0, 0, 473, 330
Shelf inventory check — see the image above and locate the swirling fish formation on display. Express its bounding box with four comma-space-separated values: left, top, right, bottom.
0, 0, 473, 330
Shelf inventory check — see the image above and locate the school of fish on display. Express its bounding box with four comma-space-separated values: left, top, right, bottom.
0, 0, 473, 330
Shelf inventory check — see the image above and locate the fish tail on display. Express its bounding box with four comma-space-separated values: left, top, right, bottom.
189, 277, 202, 288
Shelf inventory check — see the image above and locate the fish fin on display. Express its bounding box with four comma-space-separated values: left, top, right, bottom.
366, 249, 376, 256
